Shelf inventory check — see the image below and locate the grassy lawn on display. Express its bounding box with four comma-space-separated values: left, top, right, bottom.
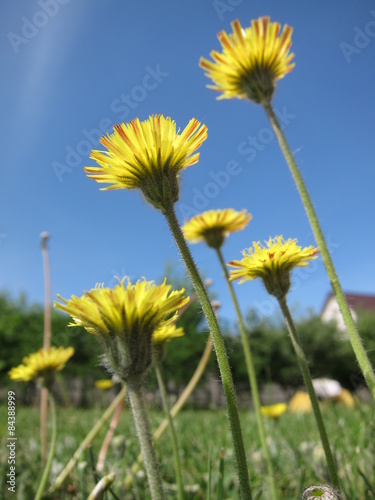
0, 402, 374, 499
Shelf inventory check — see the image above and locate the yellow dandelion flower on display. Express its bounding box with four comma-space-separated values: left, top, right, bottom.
153, 324, 184, 344
84, 115, 207, 211
260, 403, 288, 419
55, 278, 189, 381
200, 17, 295, 103
228, 236, 319, 298
9, 346, 74, 383
8, 365, 36, 382
55, 278, 189, 336
152, 323, 184, 363
95, 379, 115, 390
333, 389, 356, 408
289, 391, 312, 414
182, 208, 251, 249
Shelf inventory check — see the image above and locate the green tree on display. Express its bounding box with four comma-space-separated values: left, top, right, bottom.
224, 308, 375, 391
0, 293, 105, 386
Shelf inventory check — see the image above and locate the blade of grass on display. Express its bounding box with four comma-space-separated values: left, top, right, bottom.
206, 447, 212, 500
51, 387, 127, 493
88, 446, 100, 488
217, 448, 225, 500
357, 467, 375, 497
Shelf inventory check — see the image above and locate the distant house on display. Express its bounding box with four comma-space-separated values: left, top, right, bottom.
321, 292, 375, 332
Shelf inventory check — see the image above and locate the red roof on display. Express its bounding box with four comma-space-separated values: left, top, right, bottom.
322, 292, 375, 313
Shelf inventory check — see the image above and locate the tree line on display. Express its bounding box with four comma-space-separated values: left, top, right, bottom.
1, 290, 374, 396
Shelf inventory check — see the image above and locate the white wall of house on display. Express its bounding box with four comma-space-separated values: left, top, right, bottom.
321, 296, 357, 332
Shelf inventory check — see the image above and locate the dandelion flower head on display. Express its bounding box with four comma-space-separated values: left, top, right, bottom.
229, 236, 318, 297
260, 403, 288, 419
183, 208, 251, 249
9, 346, 74, 383
54, 278, 189, 381
85, 115, 207, 211
200, 17, 295, 103
153, 323, 184, 344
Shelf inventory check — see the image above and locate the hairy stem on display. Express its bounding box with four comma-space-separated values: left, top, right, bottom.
263, 100, 375, 399
125, 335, 213, 489
278, 295, 340, 488
127, 380, 165, 499
216, 247, 277, 499
163, 202, 252, 499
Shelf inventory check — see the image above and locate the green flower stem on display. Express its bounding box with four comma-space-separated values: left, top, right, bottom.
127, 379, 165, 500
262, 100, 375, 399
164, 202, 252, 500
277, 295, 340, 488
40, 389, 48, 465
35, 392, 57, 500
216, 248, 277, 500
125, 335, 213, 489
155, 361, 184, 500
51, 386, 127, 493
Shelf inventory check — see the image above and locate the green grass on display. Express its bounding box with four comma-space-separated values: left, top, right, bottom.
0, 403, 374, 499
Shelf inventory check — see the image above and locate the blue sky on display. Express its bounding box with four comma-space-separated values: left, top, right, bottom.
1, 0, 375, 325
